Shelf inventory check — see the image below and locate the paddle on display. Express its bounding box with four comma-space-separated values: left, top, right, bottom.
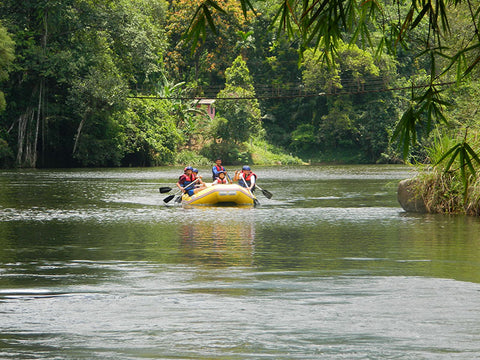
255, 184, 273, 199
163, 188, 181, 203
239, 175, 260, 206
170, 178, 200, 204
163, 192, 178, 203
159, 186, 172, 193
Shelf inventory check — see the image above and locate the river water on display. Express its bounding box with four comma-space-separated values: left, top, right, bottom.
1, 165, 480, 359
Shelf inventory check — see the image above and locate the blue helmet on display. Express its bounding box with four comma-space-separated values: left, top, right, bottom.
184, 166, 193, 171
242, 165, 251, 171
192, 168, 198, 173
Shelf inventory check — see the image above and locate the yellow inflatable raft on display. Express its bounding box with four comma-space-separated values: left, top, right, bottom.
181, 184, 257, 206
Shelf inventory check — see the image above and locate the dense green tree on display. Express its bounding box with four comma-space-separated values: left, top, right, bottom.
3, 0, 480, 170
189, 1, 480, 166
115, 98, 183, 166
299, 41, 399, 162
214, 56, 262, 144
0, 22, 14, 113
165, 0, 254, 89
0, 22, 14, 167
0, 0, 169, 167
156, 74, 209, 148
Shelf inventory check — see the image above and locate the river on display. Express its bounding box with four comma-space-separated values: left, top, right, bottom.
1, 165, 479, 359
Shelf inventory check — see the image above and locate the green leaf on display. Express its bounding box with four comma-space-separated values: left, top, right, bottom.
435, 143, 460, 168
434, 139, 480, 202
205, 0, 227, 15
459, 145, 466, 184
202, 4, 217, 35
239, 0, 256, 17
392, 107, 417, 159
464, 142, 480, 165
411, 3, 430, 29
443, 145, 460, 172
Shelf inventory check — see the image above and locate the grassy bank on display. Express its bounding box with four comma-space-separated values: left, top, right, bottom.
174, 139, 304, 167
409, 132, 480, 216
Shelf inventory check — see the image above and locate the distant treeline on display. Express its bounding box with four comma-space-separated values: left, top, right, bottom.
0, 0, 479, 168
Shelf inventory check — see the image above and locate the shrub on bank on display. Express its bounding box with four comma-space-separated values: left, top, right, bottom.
198, 139, 303, 166
175, 150, 210, 166
409, 131, 480, 216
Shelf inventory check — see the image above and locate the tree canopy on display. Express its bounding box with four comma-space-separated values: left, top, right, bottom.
1, 0, 480, 171
0, 22, 14, 112
187, 0, 480, 178
188, 0, 480, 133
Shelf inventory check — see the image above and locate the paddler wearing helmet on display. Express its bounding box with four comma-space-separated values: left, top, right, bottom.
233, 165, 256, 192
177, 166, 206, 196
192, 168, 206, 188
212, 170, 228, 185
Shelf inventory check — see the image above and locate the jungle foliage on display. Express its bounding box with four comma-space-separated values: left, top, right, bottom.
1, 0, 480, 172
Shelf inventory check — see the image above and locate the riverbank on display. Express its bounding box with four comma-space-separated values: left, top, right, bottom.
398, 168, 480, 216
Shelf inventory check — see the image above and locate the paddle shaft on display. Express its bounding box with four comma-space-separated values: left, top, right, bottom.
240, 176, 259, 205
179, 178, 200, 193
174, 178, 201, 203
164, 178, 199, 203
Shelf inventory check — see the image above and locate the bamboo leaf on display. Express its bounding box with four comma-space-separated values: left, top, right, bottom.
202, 5, 217, 34
411, 3, 430, 29
304, 0, 329, 27
464, 54, 480, 77
398, 8, 415, 43
238, 0, 255, 17
205, 0, 227, 14
392, 107, 418, 159
459, 146, 466, 183
184, 5, 205, 41
445, 147, 460, 173
464, 142, 480, 165
464, 150, 476, 180
438, 0, 451, 34
437, 145, 461, 172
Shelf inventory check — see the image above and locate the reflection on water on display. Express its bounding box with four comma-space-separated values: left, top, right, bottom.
1, 165, 480, 359
179, 216, 255, 267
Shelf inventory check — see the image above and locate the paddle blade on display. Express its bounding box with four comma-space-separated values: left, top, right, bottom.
159, 186, 172, 193
163, 194, 175, 203
261, 189, 273, 199
175, 195, 183, 203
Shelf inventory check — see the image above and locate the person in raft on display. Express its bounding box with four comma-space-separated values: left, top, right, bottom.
192, 168, 206, 188
234, 165, 256, 192
212, 170, 229, 185
177, 166, 206, 196
212, 158, 226, 181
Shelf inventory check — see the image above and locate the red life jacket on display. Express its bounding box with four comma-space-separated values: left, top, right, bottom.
239, 171, 257, 188
179, 173, 194, 186
212, 165, 226, 180
243, 171, 257, 182
215, 177, 228, 184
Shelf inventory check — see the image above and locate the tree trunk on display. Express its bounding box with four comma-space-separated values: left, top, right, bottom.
73, 113, 87, 155
16, 107, 36, 167
15, 9, 48, 168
